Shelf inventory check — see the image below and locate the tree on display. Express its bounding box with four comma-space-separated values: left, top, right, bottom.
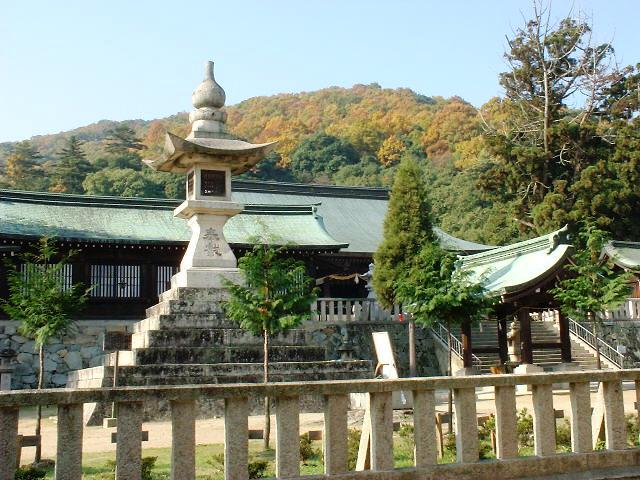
50, 136, 93, 193
83, 168, 165, 198
372, 155, 436, 308
224, 244, 317, 449
551, 224, 632, 369
289, 133, 360, 182
3, 141, 46, 190
104, 124, 146, 155
480, 1, 630, 234
0, 238, 89, 462
396, 241, 493, 430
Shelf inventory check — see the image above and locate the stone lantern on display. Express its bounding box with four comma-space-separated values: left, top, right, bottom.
145, 61, 276, 289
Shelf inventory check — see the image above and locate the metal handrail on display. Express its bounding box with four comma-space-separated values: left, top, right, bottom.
567, 317, 624, 368
430, 321, 483, 369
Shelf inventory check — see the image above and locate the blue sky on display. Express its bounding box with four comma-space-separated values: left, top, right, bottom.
1, 0, 638, 142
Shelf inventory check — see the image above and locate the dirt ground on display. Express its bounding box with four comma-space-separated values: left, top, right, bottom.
17, 382, 640, 464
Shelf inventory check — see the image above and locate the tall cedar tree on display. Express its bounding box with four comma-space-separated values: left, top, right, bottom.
51, 136, 93, 194
1, 238, 89, 461
372, 155, 436, 308
551, 224, 632, 368
224, 244, 317, 449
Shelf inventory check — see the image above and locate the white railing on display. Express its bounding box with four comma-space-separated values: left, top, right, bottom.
430, 321, 482, 370
568, 317, 625, 368
602, 298, 640, 321
312, 298, 402, 322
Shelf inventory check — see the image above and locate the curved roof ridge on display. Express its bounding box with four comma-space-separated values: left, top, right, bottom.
460, 225, 571, 268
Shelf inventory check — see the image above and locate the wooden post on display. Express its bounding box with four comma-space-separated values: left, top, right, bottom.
559, 312, 572, 363
518, 308, 534, 365
408, 316, 417, 377
498, 316, 508, 365
461, 320, 473, 369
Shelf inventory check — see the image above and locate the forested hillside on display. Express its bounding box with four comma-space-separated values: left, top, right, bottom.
1, 7, 639, 246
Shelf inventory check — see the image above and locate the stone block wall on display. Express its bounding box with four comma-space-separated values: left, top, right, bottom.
0, 320, 135, 389
305, 320, 440, 377
598, 322, 640, 367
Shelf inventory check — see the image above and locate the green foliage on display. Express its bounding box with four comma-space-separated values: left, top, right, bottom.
626, 413, 640, 447
289, 133, 360, 182
517, 408, 534, 448
14, 466, 46, 480
556, 419, 572, 452
224, 244, 317, 338
106, 456, 158, 480
299, 434, 319, 462
396, 241, 493, 330
551, 224, 633, 321
248, 460, 269, 479
346, 429, 361, 470
82, 168, 167, 198
373, 155, 436, 307
0, 237, 89, 347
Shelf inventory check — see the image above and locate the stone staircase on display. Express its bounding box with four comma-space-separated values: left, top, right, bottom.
68, 287, 372, 424
463, 321, 609, 374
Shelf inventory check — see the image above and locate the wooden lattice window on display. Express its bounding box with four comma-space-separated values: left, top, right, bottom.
201, 170, 226, 197
156, 265, 178, 296
20, 264, 73, 292
90, 265, 141, 298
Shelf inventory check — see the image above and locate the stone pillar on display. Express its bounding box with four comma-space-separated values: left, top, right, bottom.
55, 403, 83, 480
532, 384, 556, 456
369, 391, 393, 471
569, 381, 592, 453
276, 396, 300, 478
323, 395, 348, 475
602, 379, 626, 450
0, 407, 19, 480
413, 389, 437, 467
494, 385, 517, 459
224, 397, 248, 480
116, 401, 143, 480
171, 400, 196, 480
454, 387, 479, 463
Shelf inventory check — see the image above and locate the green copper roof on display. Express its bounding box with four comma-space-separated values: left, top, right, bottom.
603, 241, 640, 271
0, 180, 495, 254
459, 226, 573, 296
231, 180, 494, 254
0, 189, 346, 250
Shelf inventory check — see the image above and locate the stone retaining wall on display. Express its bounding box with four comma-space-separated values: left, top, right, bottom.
0, 320, 135, 389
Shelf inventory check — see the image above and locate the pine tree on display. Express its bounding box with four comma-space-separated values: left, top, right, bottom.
372, 155, 435, 308
105, 125, 146, 155
51, 136, 93, 194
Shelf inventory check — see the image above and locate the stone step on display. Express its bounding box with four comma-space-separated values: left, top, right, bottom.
119, 345, 327, 366
133, 314, 233, 332
131, 328, 308, 349
145, 300, 226, 318
158, 286, 231, 304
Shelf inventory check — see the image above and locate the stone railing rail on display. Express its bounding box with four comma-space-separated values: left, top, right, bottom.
4, 370, 640, 479
568, 317, 625, 368
430, 321, 483, 370
312, 297, 402, 322
603, 298, 640, 321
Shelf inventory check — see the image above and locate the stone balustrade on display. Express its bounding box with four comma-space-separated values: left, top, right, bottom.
2, 370, 640, 480
312, 297, 403, 322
